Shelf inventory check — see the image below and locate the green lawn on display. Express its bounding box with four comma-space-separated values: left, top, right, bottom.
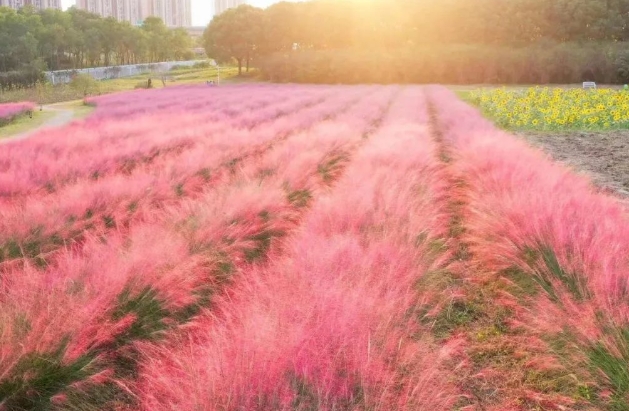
51, 100, 96, 119
0, 66, 246, 138
0, 66, 244, 105
0, 100, 96, 139
0, 110, 56, 139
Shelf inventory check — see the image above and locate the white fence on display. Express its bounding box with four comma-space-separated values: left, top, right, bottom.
45, 59, 214, 85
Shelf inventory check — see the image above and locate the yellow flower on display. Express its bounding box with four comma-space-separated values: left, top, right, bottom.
474, 87, 623, 129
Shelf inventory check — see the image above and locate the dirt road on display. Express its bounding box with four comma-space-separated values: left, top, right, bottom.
3, 106, 75, 143
520, 130, 629, 198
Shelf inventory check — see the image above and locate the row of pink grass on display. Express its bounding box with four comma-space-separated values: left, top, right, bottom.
0, 86, 368, 252
0, 102, 35, 122
0, 86, 343, 197
427, 85, 629, 408
428, 86, 629, 326
0, 85, 401, 407
135, 88, 460, 410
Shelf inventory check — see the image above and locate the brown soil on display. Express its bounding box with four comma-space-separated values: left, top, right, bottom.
518, 130, 629, 197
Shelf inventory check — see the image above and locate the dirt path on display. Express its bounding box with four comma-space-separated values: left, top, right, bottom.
0, 105, 75, 144
518, 130, 629, 198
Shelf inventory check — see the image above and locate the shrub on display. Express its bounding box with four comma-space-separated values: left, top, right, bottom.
259, 43, 629, 84
169, 64, 187, 71
69, 74, 100, 96
0, 69, 45, 91
134, 79, 154, 89
193, 61, 211, 69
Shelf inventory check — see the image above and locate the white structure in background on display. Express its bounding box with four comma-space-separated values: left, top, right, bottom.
214, 0, 245, 16
45, 59, 213, 85
0, 0, 61, 10
583, 82, 597, 89
75, 0, 190, 27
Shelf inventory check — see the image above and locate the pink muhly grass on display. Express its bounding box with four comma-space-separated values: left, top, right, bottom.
0, 174, 300, 371
0, 225, 201, 369
0, 102, 34, 122
0, 86, 467, 410
0, 86, 362, 198
428, 86, 629, 320
241, 87, 397, 191
136, 87, 457, 411
426, 86, 629, 405
0, 86, 376, 400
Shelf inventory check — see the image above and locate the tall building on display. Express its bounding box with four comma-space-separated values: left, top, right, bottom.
0, 0, 61, 10
76, 0, 116, 19
214, 0, 245, 17
75, 0, 190, 27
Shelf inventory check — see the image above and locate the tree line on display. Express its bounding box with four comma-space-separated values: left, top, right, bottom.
0, 6, 193, 75
204, 0, 629, 83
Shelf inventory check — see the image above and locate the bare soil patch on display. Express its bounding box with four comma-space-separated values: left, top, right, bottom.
519, 130, 629, 197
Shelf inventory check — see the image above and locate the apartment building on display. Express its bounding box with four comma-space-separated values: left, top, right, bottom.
75, 0, 190, 27
214, 0, 245, 17
0, 0, 61, 10
75, 0, 116, 19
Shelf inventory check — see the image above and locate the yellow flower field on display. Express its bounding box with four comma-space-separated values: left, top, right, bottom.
470, 87, 629, 130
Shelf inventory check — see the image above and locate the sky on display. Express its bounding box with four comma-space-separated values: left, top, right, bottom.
60, 0, 282, 27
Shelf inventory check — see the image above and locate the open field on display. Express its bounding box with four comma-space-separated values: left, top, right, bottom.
1, 84, 629, 410
520, 130, 629, 197
0, 66, 242, 105
0, 65, 240, 138
52, 100, 96, 120
0, 101, 95, 141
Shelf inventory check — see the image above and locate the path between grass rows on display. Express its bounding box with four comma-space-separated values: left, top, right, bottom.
0, 103, 86, 144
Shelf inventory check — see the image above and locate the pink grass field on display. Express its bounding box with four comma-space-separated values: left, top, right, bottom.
1, 84, 629, 411
0, 102, 34, 125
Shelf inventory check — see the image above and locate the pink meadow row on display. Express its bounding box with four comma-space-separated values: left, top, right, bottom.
134, 86, 629, 411
0, 86, 370, 252
136, 88, 459, 411
0, 102, 35, 121
0, 86, 346, 197
428, 86, 629, 323
0, 86, 397, 407
427, 86, 629, 406
86, 84, 298, 121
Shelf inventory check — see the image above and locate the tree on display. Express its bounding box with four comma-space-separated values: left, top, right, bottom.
203, 5, 264, 75
69, 73, 99, 95
0, 8, 40, 71
142, 16, 169, 62
259, 2, 301, 55
0, 7, 194, 73
38, 8, 72, 70
170, 28, 194, 60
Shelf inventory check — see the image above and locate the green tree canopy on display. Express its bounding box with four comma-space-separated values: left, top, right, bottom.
204, 0, 629, 56
0, 6, 194, 72
203, 5, 264, 75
